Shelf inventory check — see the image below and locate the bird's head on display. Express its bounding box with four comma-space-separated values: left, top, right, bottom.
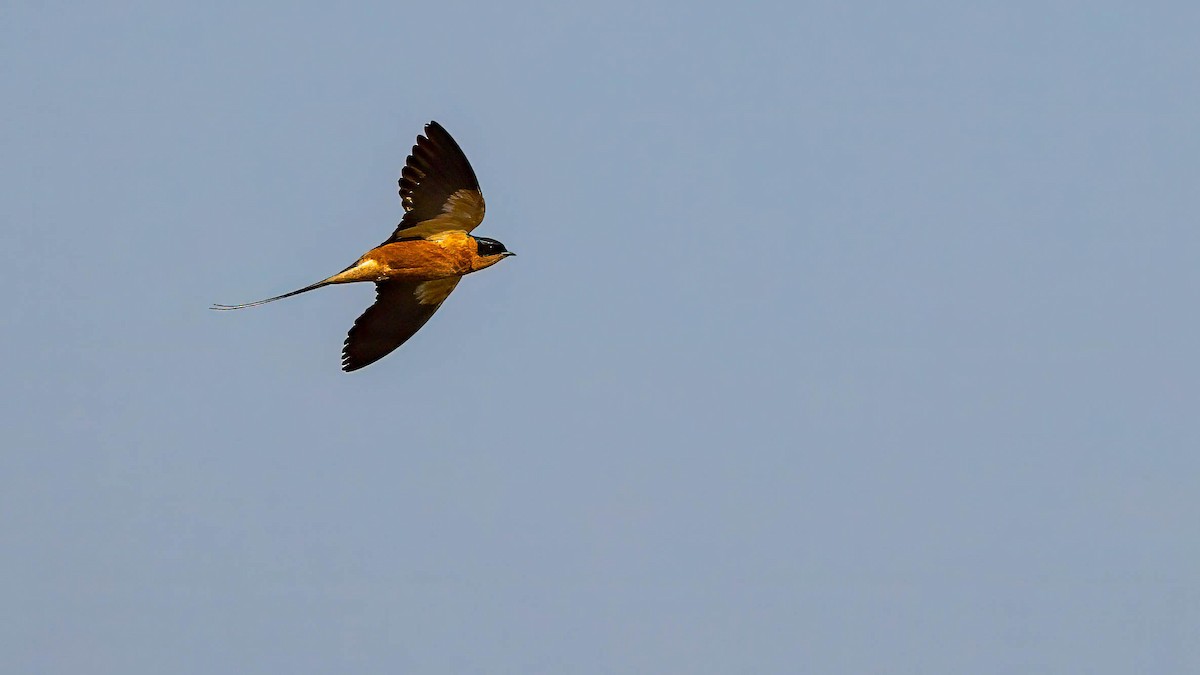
471, 236, 516, 271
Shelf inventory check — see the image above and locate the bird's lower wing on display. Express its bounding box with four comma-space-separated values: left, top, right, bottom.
341, 277, 461, 372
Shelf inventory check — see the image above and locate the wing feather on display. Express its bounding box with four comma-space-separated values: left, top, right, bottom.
384, 121, 485, 242
341, 277, 461, 371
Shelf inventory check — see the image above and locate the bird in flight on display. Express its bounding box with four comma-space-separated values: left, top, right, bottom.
213, 121, 513, 372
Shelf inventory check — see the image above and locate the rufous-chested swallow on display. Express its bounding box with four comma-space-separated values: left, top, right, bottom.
213, 121, 513, 371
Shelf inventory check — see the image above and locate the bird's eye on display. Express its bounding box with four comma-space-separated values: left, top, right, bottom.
476, 237, 507, 256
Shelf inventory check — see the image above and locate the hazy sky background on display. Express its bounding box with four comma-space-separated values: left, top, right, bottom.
3, 2, 1198, 672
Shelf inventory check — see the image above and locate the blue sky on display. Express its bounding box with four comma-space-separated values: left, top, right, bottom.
3, 1, 1198, 672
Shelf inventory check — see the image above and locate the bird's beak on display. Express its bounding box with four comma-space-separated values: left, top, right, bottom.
502, 251, 517, 257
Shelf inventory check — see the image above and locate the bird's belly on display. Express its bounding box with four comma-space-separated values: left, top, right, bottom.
368, 241, 471, 281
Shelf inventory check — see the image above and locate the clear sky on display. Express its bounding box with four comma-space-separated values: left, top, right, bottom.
3, 1, 1198, 673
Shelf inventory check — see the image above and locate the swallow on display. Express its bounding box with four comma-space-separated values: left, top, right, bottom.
212, 121, 513, 371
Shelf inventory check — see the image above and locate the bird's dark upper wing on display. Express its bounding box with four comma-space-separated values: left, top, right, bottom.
384, 121, 486, 243
341, 277, 461, 371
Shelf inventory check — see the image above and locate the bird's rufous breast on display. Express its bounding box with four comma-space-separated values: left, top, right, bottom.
364, 234, 474, 281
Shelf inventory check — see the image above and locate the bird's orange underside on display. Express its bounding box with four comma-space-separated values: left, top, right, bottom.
328, 233, 476, 285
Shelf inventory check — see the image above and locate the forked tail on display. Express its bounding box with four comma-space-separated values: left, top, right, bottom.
210, 279, 332, 310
